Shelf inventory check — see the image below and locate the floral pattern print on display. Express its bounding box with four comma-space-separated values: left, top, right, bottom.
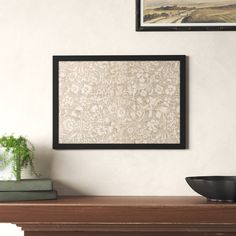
59, 61, 180, 144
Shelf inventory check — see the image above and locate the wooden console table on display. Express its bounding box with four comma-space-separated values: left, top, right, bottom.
1, 196, 236, 236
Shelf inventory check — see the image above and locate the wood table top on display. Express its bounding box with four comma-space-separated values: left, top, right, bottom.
0, 196, 236, 224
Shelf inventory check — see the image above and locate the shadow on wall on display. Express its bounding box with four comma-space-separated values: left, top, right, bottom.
26, 145, 90, 195
22, 145, 53, 179
53, 179, 92, 196
34, 145, 54, 178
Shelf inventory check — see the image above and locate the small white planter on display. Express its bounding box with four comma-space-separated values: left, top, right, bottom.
0, 148, 16, 180
0, 164, 16, 180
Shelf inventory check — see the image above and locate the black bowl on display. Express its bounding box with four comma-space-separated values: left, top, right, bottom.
186, 176, 236, 202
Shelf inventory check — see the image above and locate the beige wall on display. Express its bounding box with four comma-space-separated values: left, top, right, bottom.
0, 0, 236, 196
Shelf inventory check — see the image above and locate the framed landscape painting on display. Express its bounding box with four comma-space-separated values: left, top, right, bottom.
53, 55, 186, 149
136, 0, 236, 31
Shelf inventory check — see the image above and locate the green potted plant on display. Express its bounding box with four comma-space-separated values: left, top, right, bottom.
0, 135, 39, 181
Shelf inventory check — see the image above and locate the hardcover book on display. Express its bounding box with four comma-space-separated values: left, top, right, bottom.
0, 190, 57, 202
0, 179, 53, 191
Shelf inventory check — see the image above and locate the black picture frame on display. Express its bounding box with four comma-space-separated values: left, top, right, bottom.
53, 55, 186, 149
136, 0, 236, 31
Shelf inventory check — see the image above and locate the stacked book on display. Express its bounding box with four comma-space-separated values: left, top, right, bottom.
0, 179, 57, 202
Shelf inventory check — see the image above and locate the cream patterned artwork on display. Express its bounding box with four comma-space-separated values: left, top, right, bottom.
53, 56, 186, 149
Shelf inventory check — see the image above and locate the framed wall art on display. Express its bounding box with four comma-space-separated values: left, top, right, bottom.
53, 55, 186, 149
136, 0, 236, 31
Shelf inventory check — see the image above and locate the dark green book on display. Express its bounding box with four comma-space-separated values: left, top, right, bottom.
0, 190, 57, 202
0, 179, 53, 191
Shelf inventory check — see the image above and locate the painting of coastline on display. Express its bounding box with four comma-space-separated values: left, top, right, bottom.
142, 0, 236, 24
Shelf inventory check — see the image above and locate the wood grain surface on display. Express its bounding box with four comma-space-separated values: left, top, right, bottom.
0, 196, 236, 236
